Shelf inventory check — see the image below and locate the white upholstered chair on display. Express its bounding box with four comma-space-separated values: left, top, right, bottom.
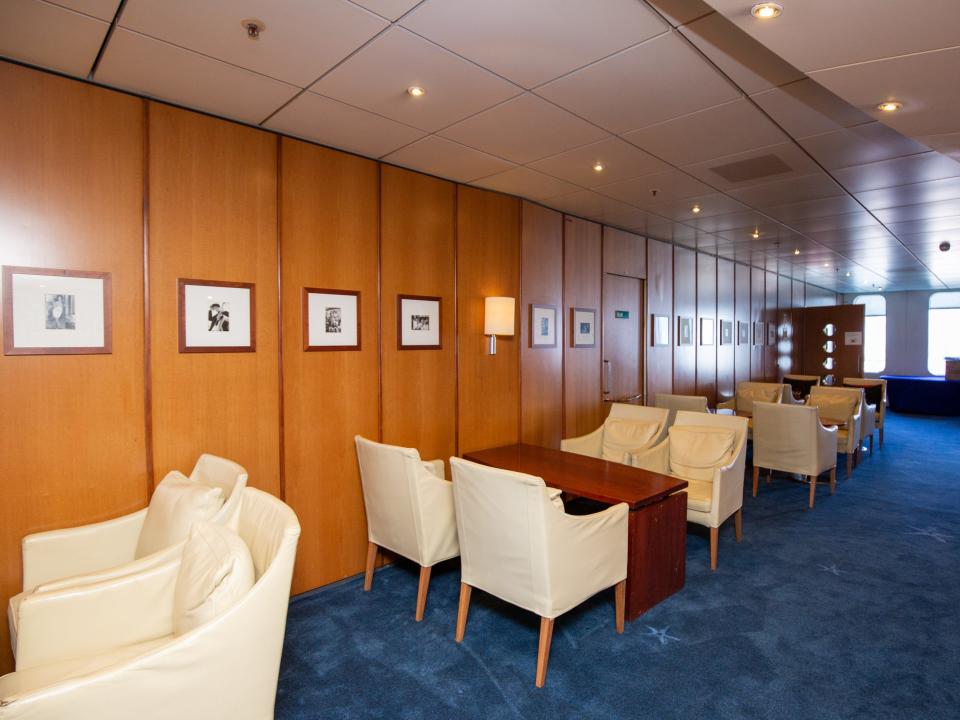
0, 487, 300, 720
807, 386, 863, 477
653, 393, 709, 429
449, 457, 627, 688
355, 436, 459, 622
560, 403, 668, 465
717, 382, 786, 437
844, 377, 886, 449
631, 412, 748, 570
783, 374, 821, 405
752, 402, 839, 509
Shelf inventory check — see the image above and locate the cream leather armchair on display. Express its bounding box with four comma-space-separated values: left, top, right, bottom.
449, 457, 627, 688
752, 402, 838, 509
355, 436, 459, 622
653, 393, 709, 429
560, 403, 668, 465
844, 377, 885, 449
717, 382, 786, 437
783, 374, 821, 405
0, 487, 301, 720
807, 386, 863, 477
631, 411, 748, 570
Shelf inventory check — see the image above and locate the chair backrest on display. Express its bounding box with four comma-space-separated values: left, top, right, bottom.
734, 382, 785, 414
672, 411, 749, 473
808, 385, 864, 424
843, 378, 885, 417
190, 454, 248, 529
752, 402, 820, 473
653, 394, 709, 428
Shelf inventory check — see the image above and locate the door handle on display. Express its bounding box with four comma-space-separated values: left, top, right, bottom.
603, 360, 612, 396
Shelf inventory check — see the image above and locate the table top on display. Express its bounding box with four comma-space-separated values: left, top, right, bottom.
463, 443, 687, 510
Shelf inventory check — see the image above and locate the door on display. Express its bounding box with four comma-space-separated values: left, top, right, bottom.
602, 274, 644, 404
799, 304, 866, 384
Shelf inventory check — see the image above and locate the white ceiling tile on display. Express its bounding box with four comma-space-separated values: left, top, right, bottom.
119, 0, 387, 87
264, 91, 425, 158
750, 79, 872, 139
49, 0, 119, 21
528, 137, 670, 189
438, 93, 606, 164
597, 168, 712, 210
645, 0, 713, 27
765, 195, 863, 225
382, 135, 515, 182
547, 190, 638, 221
832, 152, 960, 194
349, 0, 420, 21
95, 29, 299, 125
535, 32, 740, 134
402, 0, 667, 89
856, 177, 960, 212
799, 122, 930, 170
471, 167, 579, 201
0, 0, 107, 78
917, 132, 960, 163
310, 27, 521, 133
682, 141, 819, 191
727, 172, 845, 209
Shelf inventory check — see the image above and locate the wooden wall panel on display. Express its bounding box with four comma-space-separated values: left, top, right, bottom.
646, 238, 673, 402
148, 103, 281, 495
563, 216, 603, 438
696, 253, 717, 405
776, 274, 793, 379
750, 267, 765, 380
0, 64, 148, 673
279, 139, 379, 594
735, 263, 751, 389
673, 247, 696, 395
792, 278, 805, 374
380, 166, 457, 464
603, 227, 646, 279
520, 202, 563, 448
717, 258, 735, 401
457, 187, 521, 454
765, 271, 778, 381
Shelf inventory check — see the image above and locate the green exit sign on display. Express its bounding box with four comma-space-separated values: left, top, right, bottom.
615, 310, 629, 319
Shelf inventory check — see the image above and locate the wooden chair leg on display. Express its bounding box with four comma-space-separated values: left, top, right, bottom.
846, 453, 853, 477
752, 466, 760, 497
829, 466, 837, 495
454, 583, 472, 643
734, 509, 742, 543
535, 617, 555, 688
363, 542, 377, 592
808, 475, 817, 509
709, 527, 718, 570
415, 565, 431, 622
614, 580, 625, 634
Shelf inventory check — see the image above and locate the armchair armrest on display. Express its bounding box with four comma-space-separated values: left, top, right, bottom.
413, 464, 459, 566
817, 422, 839, 473
716, 398, 736, 411
15, 558, 179, 671
630, 438, 670, 475
32, 542, 184, 595
560, 426, 604, 458
21, 508, 147, 592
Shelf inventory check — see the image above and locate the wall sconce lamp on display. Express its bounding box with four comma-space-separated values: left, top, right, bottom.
484, 296, 515, 355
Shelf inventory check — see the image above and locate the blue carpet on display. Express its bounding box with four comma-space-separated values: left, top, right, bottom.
276, 412, 960, 720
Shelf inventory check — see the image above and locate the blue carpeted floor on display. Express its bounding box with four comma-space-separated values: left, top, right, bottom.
276, 412, 960, 720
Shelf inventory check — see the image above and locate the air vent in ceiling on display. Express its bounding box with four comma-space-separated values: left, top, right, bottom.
709, 154, 793, 183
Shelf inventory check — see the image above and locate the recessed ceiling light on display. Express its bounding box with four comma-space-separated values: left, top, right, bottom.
752, 229, 760, 239
407, 86, 425, 98
793, 248, 800, 255
593, 162, 604, 173
845, 272, 851, 277
241, 18, 265, 40
823, 263, 830, 267
751, 2, 783, 19
877, 101, 903, 113
692, 204, 701, 214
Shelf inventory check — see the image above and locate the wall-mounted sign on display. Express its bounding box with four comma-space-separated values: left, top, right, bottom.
844, 331, 863, 346
614, 310, 629, 319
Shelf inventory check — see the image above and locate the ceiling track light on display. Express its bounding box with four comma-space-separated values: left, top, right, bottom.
751, 2, 783, 19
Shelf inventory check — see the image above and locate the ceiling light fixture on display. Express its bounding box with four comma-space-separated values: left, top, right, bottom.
241, 18, 265, 40
692, 204, 701, 214
752, 229, 760, 239
751, 2, 783, 19
877, 101, 903, 113
793, 248, 800, 255
593, 162, 604, 173
407, 86, 425, 98
823, 263, 830, 267
846, 272, 851, 277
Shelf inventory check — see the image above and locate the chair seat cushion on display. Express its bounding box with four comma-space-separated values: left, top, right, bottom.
601, 419, 660, 463
682, 479, 712, 512
7, 591, 23, 657
136, 471, 225, 559
809, 395, 858, 425
668, 426, 736, 482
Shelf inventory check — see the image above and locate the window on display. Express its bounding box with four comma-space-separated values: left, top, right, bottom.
853, 294, 886, 374
928, 292, 960, 376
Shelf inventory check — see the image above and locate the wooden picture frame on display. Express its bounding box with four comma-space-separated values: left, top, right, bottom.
700, 317, 715, 346
651, 314, 670, 347
303, 288, 360, 351
2, 265, 112, 356
178, 278, 256, 353
571, 307, 596, 348
677, 316, 693, 346
529, 303, 557, 349
398, 294, 441, 350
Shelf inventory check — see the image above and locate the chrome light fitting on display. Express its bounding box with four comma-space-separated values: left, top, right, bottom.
242, 18, 265, 40
751, 2, 783, 19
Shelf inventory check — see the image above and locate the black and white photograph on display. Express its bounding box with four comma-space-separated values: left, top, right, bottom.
179, 279, 255, 353
720, 319, 733, 345
651, 314, 670, 346
768, 323, 777, 346
737, 320, 749, 345
529, 304, 557, 348
304, 288, 359, 351
398, 294, 441, 349
3, 266, 111, 355
571, 307, 596, 348
700, 317, 714, 346
754, 321, 765, 346
678, 316, 693, 346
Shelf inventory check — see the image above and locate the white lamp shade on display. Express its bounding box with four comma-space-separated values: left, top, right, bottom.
484, 296, 515, 336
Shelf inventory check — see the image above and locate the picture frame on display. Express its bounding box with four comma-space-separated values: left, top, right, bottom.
398, 294, 441, 350
677, 316, 693, 346
737, 320, 749, 346
178, 278, 255, 353
2, 265, 112, 356
720, 319, 733, 346
571, 307, 596, 348
529, 304, 557, 349
700, 317, 715, 346
303, 288, 360, 351
753, 321, 765, 347
768, 323, 777, 346
651, 314, 670, 347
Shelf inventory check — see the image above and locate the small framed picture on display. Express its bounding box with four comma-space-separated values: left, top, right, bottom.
304, 288, 360, 351
720, 319, 733, 345
571, 307, 596, 348
700, 317, 715, 346
2, 265, 112, 355
398, 294, 441, 350
737, 321, 749, 345
677, 316, 693, 346
651, 314, 670, 347
530, 304, 557, 348
178, 278, 255, 353
767, 323, 777, 346
753, 321, 765, 346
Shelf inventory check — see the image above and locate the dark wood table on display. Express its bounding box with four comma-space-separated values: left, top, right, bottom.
463, 443, 688, 621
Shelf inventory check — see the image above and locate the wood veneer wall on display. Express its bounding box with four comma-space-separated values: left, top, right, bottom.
696, 253, 717, 406
717, 259, 735, 401
646, 238, 674, 402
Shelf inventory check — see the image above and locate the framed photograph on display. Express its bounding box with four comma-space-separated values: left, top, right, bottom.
651, 314, 670, 347
529, 304, 557, 348
178, 278, 255, 353
3, 266, 112, 355
720, 319, 733, 346
753, 321, 765, 346
571, 307, 596, 348
303, 288, 360, 351
700, 317, 715, 346
677, 316, 693, 346
398, 294, 441, 349
768, 323, 777, 346
737, 320, 749, 346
